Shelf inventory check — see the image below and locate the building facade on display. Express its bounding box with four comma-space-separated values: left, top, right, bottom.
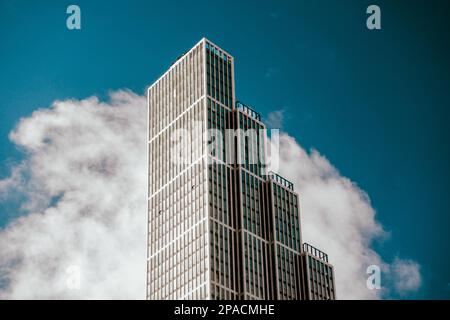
298, 243, 336, 300
147, 38, 335, 300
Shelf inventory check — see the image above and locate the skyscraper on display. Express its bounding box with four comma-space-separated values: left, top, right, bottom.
299, 243, 336, 300
147, 38, 335, 300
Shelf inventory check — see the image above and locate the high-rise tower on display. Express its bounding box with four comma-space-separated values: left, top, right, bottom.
147, 38, 335, 300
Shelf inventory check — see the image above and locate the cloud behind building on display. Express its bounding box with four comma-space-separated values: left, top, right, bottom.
0, 92, 421, 299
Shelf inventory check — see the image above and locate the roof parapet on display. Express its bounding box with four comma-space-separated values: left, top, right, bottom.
236, 101, 261, 121
303, 243, 329, 263
268, 171, 294, 190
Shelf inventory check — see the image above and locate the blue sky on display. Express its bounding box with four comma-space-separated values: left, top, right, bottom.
0, 0, 449, 299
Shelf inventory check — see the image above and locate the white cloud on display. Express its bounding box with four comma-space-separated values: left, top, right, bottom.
264, 110, 285, 129
271, 130, 421, 299
0, 93, 421, 299
0, 90, 147, 299
390, 258, 422, 295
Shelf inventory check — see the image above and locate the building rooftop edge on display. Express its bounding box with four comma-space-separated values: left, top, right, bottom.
302, 242, 330, 263
147, 37, 236, 94
268, 171, 295, 190
147, 38, 206, 93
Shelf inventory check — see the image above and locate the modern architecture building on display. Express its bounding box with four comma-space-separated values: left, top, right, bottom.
299, 243, 336, 300
146, 38, 335, 300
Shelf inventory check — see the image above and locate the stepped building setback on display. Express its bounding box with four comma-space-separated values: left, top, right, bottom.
147, 38, 336, 300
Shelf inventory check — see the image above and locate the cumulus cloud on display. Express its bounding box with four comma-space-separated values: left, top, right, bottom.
0, 93, 420, 299
264, 110, 285, 130
390, 258, 422, 295
0, 90, 147, 299
270, 114, 422, 299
